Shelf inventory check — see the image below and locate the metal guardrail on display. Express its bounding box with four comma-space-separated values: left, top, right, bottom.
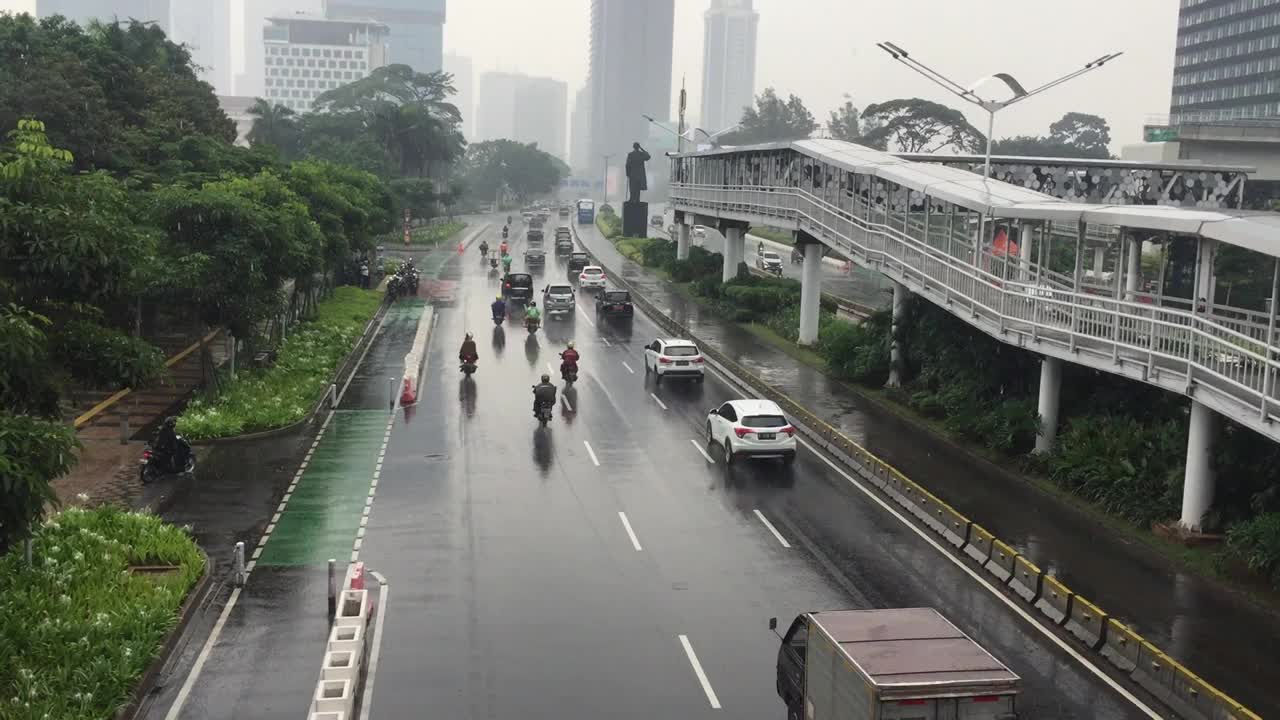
673, 182, 1280, 442
572, 221, 1261, 720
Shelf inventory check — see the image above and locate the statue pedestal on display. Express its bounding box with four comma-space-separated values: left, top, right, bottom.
622, 201, 648, 238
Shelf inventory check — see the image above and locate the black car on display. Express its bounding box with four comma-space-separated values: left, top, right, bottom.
525, 247, 546, 267
555, 238, 574, 257
567, 251, 590, 274
503, 272, 534, 303
527, 229, 544, 246
595, 289, 633, 319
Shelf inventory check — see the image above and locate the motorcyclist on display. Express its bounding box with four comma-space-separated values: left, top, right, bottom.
480, 239, 489, 258
502, 225, 509, 239
559, 340, 580, 380
153, 416, 179, 469
491, 294, 507, 321
459, 332, 478, 364
499, 240, 509, 256
507, 214, 513, 225
501, 253, 513, 273
532, 373, 556, 415
524, 300, 541, 327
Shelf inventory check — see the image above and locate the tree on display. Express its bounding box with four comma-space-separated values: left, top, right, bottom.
827, 100, 863, 142
459, 139, 568, 205
1048, 112, 1112, 158
720, 88, 817, 145
859, 98, 986, 154
247, 99, 301, 159
286, 160, 393, 267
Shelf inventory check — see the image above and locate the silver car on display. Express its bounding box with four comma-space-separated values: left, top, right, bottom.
542, 283, 576, 318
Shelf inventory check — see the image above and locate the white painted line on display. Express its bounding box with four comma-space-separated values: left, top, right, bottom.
356, 526, 366, 539
360, 515, 369, 528
251, 546, 263, 560
621, 361, 635, 374
298, 460, 308, 470
753, 509, 792, 548
282, 493, 292, 503
244, 559, 256, 573
547, 362, 556, 376
678, 635, 721, 709
365, 496, 374, 507
562, 395, 575, 412
618, 511, 643, 551
700, 366, 1161, 718
375, 462, 382, 472
358, 573, 390, 720
649, 392, 668, 410
353, 537, 363, 551
576, 305, 596, 327
350, 549, 359, 563
583, 440, 601, 466
690, 439, 715, 463
265, 523, 275, 535
363, 506, 372, 517
271, 512, 281, 524
601, 336, 612, 346
337, 307, 392, 404
368, 488, 376, 498
163, 587, 242, 720
370, 477, 378, 488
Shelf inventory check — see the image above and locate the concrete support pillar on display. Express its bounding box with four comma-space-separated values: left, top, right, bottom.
1018, 221, 1033, 283
1092, 245, 1106, 281
887, 281, 909, 388
1033, 357, 1063, 454
798, 242, 823, 345
722, 226, 743, 282
677, 223, 690, 260
1180, 400, 1218, 531
1196, 238, 1217, 310
1125, 236, 1142, 300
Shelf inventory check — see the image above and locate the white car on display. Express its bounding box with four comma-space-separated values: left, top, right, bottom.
643, 338, 705, 384
578, 265, 607, 291
756, 250, 783, 271
706, 399, 797, 465
693, 225, 708, 239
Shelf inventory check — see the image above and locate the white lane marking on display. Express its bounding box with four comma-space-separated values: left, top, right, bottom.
690, 439, 715, 463
576, 305, 596, 327
562, 395, 575, 412
359, 572, 390, 720
753, 509, 791, 548
678, 635, 722, 709
700, 364, 1162, 719
163, 587, 242, 720
621, 361, 635, 374
649, 392, 668, 411
547, 362, 556, 376
583, 440, 601, 466
601, 336, 612, 346
618, 511, 643, 551
251, 546, 263, 560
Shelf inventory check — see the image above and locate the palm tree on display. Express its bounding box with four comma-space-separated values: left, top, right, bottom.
246, 98, 300, 157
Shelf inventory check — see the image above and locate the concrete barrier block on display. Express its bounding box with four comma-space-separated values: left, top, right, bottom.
313, 678, 353, 714
1034, 574, 1073, 626
1009, 555, 1043, 603
1100, 619, 1142, 674
963, 523, 995, 565
328, 623, 363, 654
309, 713, 345, 720
321, 649, 361, 682
984, 539, 1018, 583
335, 588, 368, 628
881, 468, 909, 506
1064, 594, 1109, 650
930, 501, 971, 549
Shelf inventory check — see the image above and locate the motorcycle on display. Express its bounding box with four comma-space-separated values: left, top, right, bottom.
404, 270, 419, 295
561, 364, 578, 386
502, 227, 509, 239
387, 275, 402, 301
492, 312, 505, 326
490, 257, 499, 270
525, 316, 541, 335
460, 357, 478, 376
767, 265, 783, 278
139, 437, 195, 484
533, 396, 554, 427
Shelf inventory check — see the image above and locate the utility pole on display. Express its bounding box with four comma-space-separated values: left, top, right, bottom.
602, 154, 614, 205
676, 76, 687, 154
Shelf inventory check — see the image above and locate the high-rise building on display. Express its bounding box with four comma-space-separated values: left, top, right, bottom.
477, 71, 520, 141
443, 52, 474, 140
262, 15, 389, 114
171, 0, 233, 94
1169, 0, 1280, 123
570, 83, 592, 172
217, 94, 257, 146
514, 76, 568, 159
588, 0, 674, 181
699, 0, 757, 133
236, 0, 321, 98
322, 0, 445, 73
37, 0, 170, 32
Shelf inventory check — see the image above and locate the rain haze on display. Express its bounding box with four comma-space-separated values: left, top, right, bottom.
0, 0, 1175, 149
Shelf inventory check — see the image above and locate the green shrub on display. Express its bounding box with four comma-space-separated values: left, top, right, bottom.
407, 221, 466, 246
177, 286, 382, 439
1226, 513, 1280, 587
0, 413, 79, 549
596, 211, 622, 239
819, 311, 891, 384
0, 507, 203, 720
641, 237, 677, 268
50, 320, 168, 391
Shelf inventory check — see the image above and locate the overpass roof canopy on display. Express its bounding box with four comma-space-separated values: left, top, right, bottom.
673, 138, 1280, 259
893, 152, 1256, 174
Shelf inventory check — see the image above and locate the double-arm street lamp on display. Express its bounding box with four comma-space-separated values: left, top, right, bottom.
643, 115, 741, 150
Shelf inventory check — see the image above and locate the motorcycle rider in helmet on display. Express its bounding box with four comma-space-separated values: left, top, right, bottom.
502, 225, 509, 239
501, 253, 513, 273
479, 239, 489, 258
491, 294, 507, 322
532, 373, 557, 415
499, 239, 509, 256
154, 416, 180, 469
559, 340, 580, 381
459, 332, 478, 364
524, 300, 541, 326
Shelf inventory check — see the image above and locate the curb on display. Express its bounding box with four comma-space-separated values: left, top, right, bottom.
190, 294, 391, 446
571, 221, 1261, 720
117, 548, 215, 720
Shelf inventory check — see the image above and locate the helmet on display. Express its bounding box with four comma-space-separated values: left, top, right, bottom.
163, 416, 178, 429
465, 332, 473, 340
496, 294, 503, 301
529, 301, 536, 307
566, 341, 575, 349
541, 374, 551, 383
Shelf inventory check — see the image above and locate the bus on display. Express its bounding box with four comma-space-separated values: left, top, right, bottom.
576, 199, 595, 224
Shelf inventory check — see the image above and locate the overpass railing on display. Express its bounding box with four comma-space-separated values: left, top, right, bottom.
671, 182, 1280, 438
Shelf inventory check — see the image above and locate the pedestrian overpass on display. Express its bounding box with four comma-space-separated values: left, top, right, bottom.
666, 138, 1280, 531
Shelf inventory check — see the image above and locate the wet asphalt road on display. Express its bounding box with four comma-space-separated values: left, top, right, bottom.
355, 219, 1156, 719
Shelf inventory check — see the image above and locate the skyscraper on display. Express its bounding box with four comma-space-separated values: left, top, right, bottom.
323, 0, 445, 73
570, 83, 592, 172
1169, 1, 1280, 123
477, 71, 520, 141
588, 0, 674, 181
443, 52, 474, 140
37, 0, 170, 32
170, 0, 233, 94
236, 0, 321, 98
262, 14, 389, 114
513, 76, 568, 159
699, 0, 757, 133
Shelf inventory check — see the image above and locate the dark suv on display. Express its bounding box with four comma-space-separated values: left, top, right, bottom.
595, 290, 633, 319
503, 272, 534, 303
567, 251, 590, 274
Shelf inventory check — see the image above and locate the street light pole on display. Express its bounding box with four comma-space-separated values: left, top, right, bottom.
602, 154, 614, 205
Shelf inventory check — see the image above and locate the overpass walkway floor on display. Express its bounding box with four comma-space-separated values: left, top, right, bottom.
574, 220, 1280, 717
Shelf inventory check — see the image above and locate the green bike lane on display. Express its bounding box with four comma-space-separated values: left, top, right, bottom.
150, 295, 437, 720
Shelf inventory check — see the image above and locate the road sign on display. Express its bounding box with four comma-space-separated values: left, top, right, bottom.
1145, 127, 1178, 142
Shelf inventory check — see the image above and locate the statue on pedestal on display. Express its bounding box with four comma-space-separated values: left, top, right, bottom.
625, 142, 650, 204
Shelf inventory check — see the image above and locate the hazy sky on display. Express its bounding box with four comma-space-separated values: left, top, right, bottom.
2, 0, 1177, 149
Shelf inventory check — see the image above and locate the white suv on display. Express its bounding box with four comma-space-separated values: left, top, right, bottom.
643, 338, 705, 384
578, 265, 607, 291
706, 399, 797, 466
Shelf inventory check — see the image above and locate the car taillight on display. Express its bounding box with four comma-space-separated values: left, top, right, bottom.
897, 700, 928, 706
580, 274, 587, 280
693, 357, 704, 363
780, 426, 796, 436
505, 282, 511, 288
658, 356, 672, 364
143, 450, 152, 458
734, 427, 753, 438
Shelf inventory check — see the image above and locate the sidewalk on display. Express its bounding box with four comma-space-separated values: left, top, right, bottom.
577, 219, 1280, 717
54, 329, 227, 508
